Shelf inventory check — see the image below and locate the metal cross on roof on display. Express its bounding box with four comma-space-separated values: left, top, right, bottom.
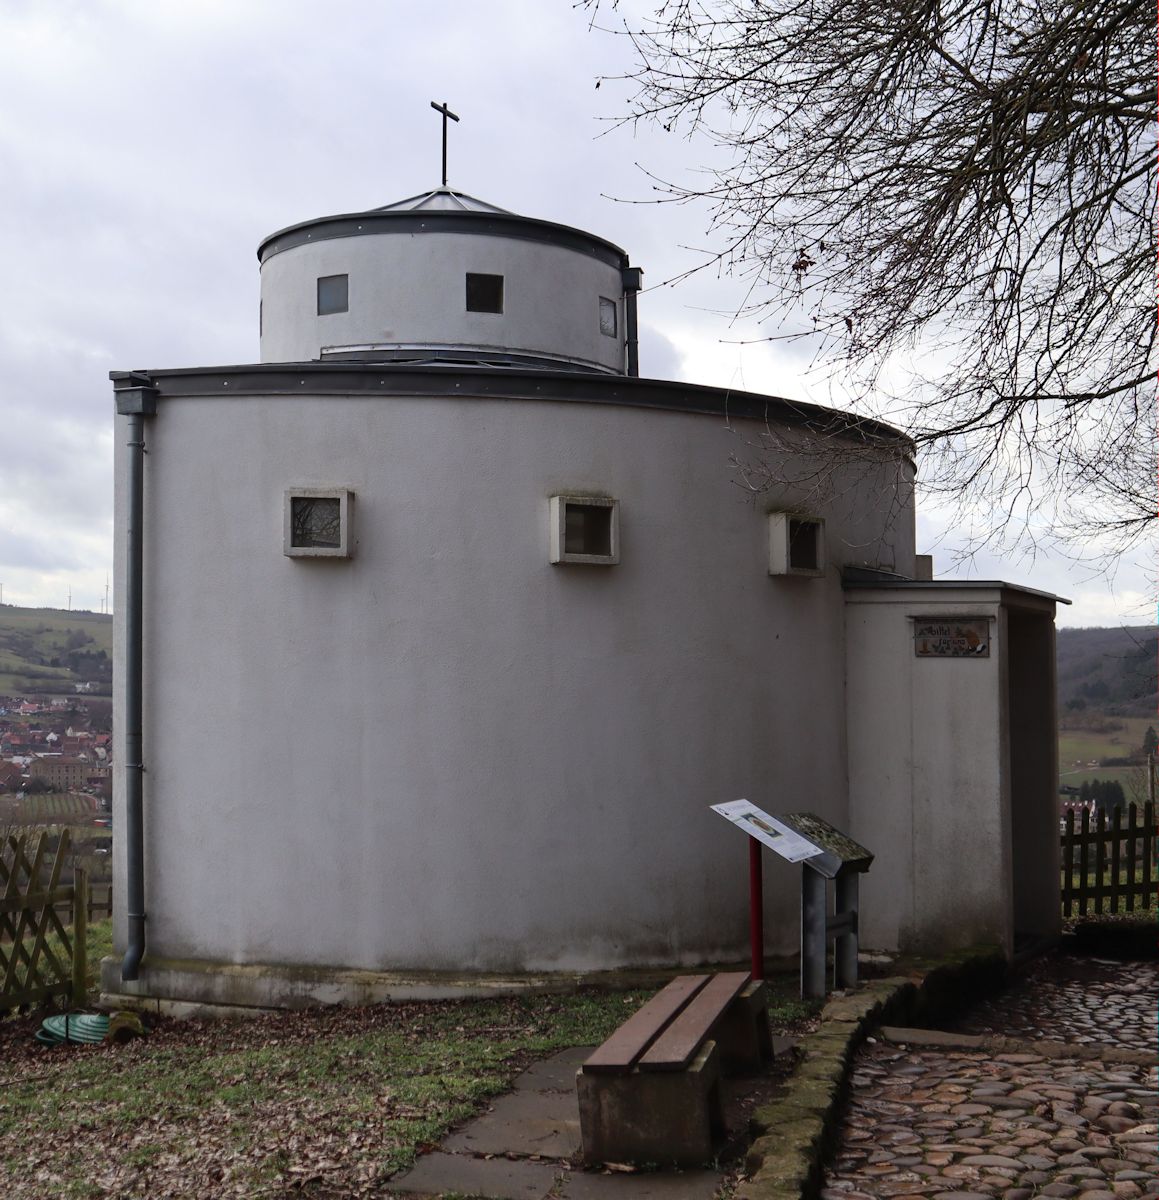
430, 100, 460, 188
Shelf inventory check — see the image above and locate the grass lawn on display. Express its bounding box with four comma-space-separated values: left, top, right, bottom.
1059, 717, 1154, 770
7, 794, 99, 821
0, 607, 112, 657
0, 969, 816, 1199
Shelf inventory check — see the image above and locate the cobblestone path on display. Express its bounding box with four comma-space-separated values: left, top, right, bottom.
822, 955, 1158, 1200
953, 957, 1158, 1051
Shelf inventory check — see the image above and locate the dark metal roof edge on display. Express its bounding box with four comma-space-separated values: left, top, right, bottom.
842, 575, 1071, 606
256, 209, 630, 269
108, 364, 912, 449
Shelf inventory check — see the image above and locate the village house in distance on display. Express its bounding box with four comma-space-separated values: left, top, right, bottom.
0, 696, 111, 804
104, 172, 1065, 1010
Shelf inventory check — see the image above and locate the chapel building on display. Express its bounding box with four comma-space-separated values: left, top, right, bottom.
105, 185, 1062, 1010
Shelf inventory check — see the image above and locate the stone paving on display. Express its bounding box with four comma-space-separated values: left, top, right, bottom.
822, 955, 1158, 1200
952, 956, 1158, 1051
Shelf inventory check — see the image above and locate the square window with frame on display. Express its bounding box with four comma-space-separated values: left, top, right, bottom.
466, 272, 504, 314
768, 513, 825, 577
284, 488, 355, 558
549, 495, 619, 565
317, 274, 349, 315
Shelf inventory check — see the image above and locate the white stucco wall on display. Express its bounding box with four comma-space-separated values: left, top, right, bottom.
845, 589, 1013, 954
260, 233, 626, 372
112, 384, 916, 982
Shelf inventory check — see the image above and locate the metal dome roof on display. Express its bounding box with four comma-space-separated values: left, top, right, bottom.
372, 188, 514, 215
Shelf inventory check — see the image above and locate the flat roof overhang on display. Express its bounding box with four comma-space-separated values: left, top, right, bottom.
109, 362, 913, 456
842, 571, 1070, 609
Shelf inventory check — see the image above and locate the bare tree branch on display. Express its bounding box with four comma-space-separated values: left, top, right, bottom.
588, 0, 1157, 557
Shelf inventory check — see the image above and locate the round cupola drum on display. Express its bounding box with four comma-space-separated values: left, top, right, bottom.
257, 188, 641, 374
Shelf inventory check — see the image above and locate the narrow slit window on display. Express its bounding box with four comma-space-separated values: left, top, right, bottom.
599, 297, 617, 338
317, 274, 349, 315
466, 272, 504, 313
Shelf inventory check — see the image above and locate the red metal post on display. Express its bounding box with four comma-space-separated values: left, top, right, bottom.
749, 836, 764, 980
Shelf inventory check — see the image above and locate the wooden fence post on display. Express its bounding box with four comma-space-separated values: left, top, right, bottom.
1144, 801, 1154, 912
72, 866, 88, 1008
1078, 807, 1090, 916
1125, 803, 1138, 913
1062, 809, 1075, 918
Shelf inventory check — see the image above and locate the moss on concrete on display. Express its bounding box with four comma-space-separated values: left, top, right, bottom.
751, 1079, 835, 1132
735, 1144, 815, 1200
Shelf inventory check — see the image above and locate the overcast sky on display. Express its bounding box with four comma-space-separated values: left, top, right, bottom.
0, 0, 1150, 627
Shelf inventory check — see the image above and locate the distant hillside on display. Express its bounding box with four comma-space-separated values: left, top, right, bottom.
0, 605, 112, 698
1057, 625, 1157, 717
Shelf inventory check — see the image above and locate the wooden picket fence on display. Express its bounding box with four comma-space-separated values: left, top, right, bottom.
50, 882, 112, 926
0, 829, 87, 1011
83, 882, 113, 922
1061, 802, 1157, 917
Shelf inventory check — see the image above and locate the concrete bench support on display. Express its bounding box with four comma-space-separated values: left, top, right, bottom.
716, 979, 773, 1072
576, 1041, 724, 1167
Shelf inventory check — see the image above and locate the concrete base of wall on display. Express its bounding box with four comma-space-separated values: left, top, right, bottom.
98, 955, 604, 1012
98, 954, 781, 1014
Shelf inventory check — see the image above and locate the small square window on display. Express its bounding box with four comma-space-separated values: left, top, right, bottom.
768, 513, 825, 577
788, 519, 820, 571
549, 495, 619, 565
284, 488, 354, 558
599, 296, 618, 338
317, 274, 349, 315
466, 272, 503, 314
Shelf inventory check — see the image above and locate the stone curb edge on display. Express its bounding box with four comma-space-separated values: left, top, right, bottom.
877, 1025, 1154, 1067
733, 948, 1009, 1200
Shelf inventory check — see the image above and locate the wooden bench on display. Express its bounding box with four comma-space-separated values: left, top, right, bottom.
576, 971, 773, 1166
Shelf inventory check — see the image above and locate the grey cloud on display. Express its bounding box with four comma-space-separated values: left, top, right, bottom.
636, 323, 683, 382
0, 524, 85, 573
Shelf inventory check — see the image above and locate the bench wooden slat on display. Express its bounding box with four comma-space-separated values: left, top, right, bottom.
638, 971, 750, 1072
582, 974, 710, 1074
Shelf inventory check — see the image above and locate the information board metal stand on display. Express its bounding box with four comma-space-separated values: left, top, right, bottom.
748, 836, 764, 980
778, 813, 873, 999
711, 802, 873, 1000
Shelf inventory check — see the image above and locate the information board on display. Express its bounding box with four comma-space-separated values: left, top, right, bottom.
913, 617, 990, 658
710, 800, 824, 863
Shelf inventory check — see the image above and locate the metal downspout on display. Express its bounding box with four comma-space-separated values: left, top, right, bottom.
113, 373, 157, 982
622, 265, 643, 378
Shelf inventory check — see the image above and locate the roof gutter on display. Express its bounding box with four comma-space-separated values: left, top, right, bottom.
111, 372, 158, 982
